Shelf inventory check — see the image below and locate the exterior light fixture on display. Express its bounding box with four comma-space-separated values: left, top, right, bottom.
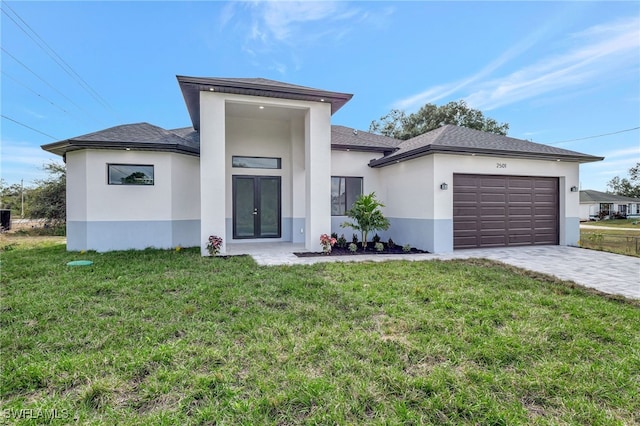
208, 87, 214, 91
259, 106, 264, 109
125, 148, 131, 151
570, 186, 579, 192
440, 183, 448, 190
320, 98, 325, 102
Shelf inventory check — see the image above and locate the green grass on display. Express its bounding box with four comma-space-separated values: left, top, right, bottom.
580, 229, 640, 257
583, 218, 640, 229
1, 237, 639, 425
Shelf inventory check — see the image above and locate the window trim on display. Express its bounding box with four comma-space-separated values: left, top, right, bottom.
107, 163, 155, 186
232, 156, 281, 169
331, 176, 363, 216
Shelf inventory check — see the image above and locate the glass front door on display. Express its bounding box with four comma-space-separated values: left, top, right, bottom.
232, 176, 281, 239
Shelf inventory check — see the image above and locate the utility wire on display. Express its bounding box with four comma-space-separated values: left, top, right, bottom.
2, 70, 69, 114
547, 127, 640, 145
1, 2, 117, 116
1, 114, 58, 140
1, 47, 101, 122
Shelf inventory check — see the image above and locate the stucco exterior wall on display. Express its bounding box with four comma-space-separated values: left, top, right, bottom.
226, 116, 291, 242
199, 91, 331, 253
330, 150, 385, 236
66, 149, 200, 251
373, 153, 581, 252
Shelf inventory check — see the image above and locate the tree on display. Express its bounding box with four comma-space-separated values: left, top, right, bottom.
0, 179, 30, 217
29, 162, 66, 225
607, 162, 640, 198
369, 100, 509, 140
341, 192, 390, 250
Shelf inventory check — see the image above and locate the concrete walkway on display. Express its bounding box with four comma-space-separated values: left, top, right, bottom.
227, 243, 640, 300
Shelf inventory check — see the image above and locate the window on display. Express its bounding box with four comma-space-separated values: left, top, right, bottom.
331, 176, 363, 215
108, 164, 154, 185
232, 156, 281, 169
599, 203, 612, 215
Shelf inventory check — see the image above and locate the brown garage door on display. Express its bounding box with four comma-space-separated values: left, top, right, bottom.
453, 174, 559, 249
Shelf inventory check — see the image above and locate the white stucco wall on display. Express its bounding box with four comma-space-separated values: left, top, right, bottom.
199, 91, 332, 253
374, 153, 581, 252
66, 149, 200, 251
330, 149, 385, 236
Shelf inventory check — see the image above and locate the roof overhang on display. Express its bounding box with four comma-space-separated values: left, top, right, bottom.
41, 140, 199, 157
177, 75, 353, 130
368, 145, 605, 167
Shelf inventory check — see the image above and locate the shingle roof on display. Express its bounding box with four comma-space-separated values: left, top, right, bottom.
331, 125, 400, 152
41, 123, 200, 157
369, 125, 604, 167
177, 75, 353, 130
580, 189, 640, 204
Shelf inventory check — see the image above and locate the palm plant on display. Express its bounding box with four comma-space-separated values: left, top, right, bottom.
341, 192, 390, 250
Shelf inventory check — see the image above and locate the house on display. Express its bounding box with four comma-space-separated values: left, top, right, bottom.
579, 189, 640, 221
42, 76, 604, 255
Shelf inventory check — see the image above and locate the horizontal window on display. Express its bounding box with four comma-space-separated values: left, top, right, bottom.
108, 164, 154, 185
232, 156, 281, 169
332, 176, 363, 216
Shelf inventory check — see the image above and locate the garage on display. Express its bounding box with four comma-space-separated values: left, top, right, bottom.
453, 174, 559, 249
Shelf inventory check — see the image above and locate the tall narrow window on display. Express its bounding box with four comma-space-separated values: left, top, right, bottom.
108, 164, 154, 185
331, 176, 363, 215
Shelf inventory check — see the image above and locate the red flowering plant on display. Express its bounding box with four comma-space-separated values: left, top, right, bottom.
206, 235, 223, 256
320, 233, 337, 254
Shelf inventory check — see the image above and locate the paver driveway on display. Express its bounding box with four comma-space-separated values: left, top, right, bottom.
237, 244, 640, 300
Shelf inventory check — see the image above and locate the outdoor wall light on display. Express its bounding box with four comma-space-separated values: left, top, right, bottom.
570, 186, 579, 192
440, 183, 448, 190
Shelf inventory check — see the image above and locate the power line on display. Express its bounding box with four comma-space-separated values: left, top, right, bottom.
1, 114, 58, 140
2, 70, 69, 114
1, 1, 117, 116
547, 127, 640, 145
1, 47, 100, 122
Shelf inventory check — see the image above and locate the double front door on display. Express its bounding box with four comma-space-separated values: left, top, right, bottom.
232, 176, 281, 239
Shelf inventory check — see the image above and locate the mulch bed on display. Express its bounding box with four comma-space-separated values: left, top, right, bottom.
294, 243, 428, 257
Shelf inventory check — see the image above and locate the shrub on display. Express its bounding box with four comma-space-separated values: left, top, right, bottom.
320, 233, 337, 254
348, 243, 358, 253
352, 234, 359, 244
372, 234, 381, 244
336, 234, 347, 248
331, 232, 338, 239
206, 235, 223, 256
387, 238, 395, 249
374, 242, 384, 252
402, 244, 411, 253
341, 192, 390, 250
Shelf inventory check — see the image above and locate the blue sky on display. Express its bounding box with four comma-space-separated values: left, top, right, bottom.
2, 1, 639, 191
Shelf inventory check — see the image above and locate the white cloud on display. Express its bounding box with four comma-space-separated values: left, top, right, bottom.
1, 140, 60, 185
600, 146, 640, 160
232, 1, 393, 74
393, 16, 640, 111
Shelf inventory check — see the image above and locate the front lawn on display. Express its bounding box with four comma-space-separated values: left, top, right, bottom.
1, 238, 638, 425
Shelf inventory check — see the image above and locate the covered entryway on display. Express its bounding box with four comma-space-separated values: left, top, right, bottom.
232, 176, 281, 239
453, 174, 559, 249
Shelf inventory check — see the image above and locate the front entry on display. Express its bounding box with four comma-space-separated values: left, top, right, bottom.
232, 176, 281, 239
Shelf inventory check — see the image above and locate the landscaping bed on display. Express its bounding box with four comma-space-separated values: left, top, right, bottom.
295, 242, 428, 257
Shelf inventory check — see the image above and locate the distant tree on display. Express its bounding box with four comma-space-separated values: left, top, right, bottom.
369, 100, 509, 140
607, 162, 640, 198
0, 179, 30, 217
29, 162, 66, 225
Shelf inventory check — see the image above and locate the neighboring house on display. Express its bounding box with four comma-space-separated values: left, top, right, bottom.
42, 76, 603, 255
579, 189, 640, 221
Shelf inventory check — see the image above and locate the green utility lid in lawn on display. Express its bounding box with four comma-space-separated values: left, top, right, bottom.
67, 260, 93, 266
